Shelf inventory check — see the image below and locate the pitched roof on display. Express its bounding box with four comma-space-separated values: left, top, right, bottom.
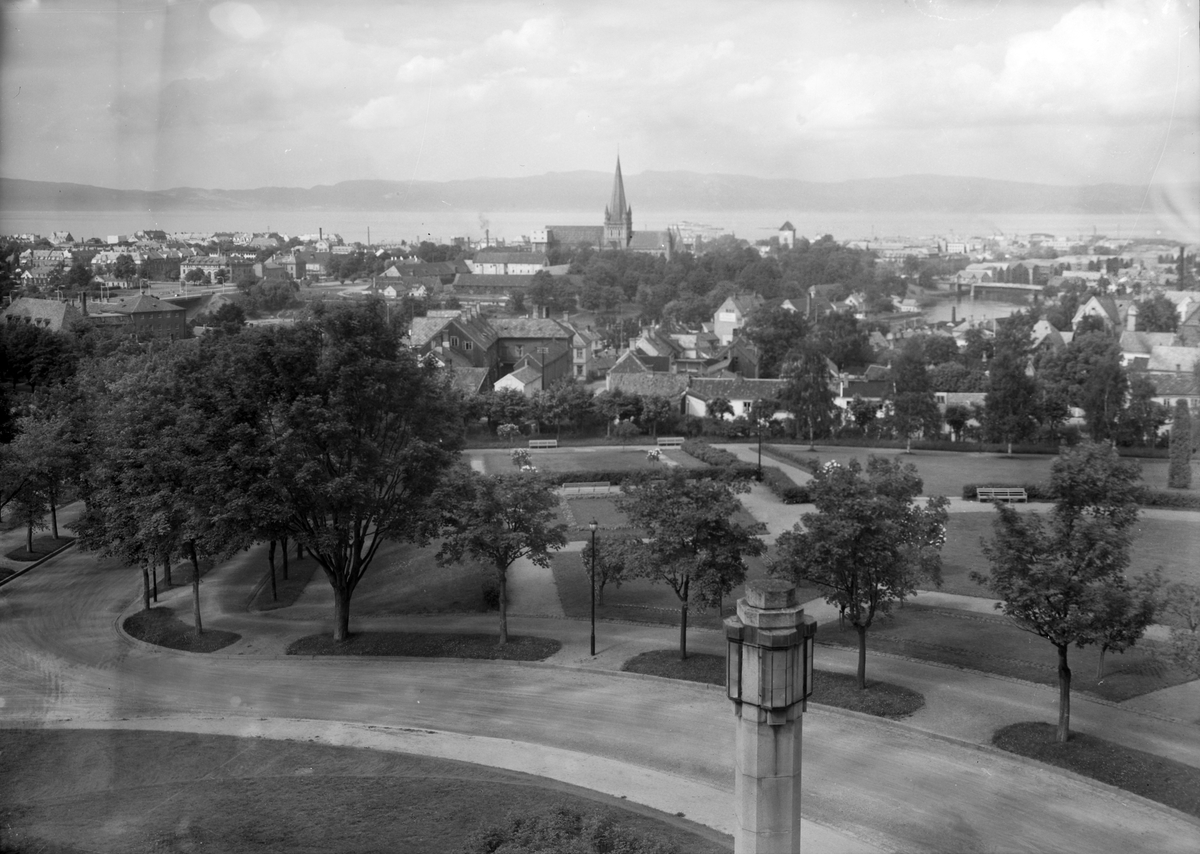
107, 294, 185, 314
1146, 346, 1200, 373
488, 317, 572, 340
547, 225, 604, 247
447, 366, 490, 395
1119, 330, 1180, 353
607, 156, 629, 222
779, 221, 795, 231
2, 297, 81, 332
1142, 371, 1200, 397
686, 377, 788, 402
408, 316, 453, 348
607, 372, 690, 398
608, 350, 651, 374
474, 251, 547, 265
628, 231, 672, 252
505, 366, 541, 385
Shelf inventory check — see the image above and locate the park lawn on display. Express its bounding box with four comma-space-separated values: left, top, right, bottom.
938, 511, 1200, 626
818, 604, 1192, 702
994, 722, 1200, 819
292, 539, 495, 616
251, 555, 321, 611
548, 545, 821, 631
0, 729, 729, 854
621, 651, 924, 718
473, 446, 704, 476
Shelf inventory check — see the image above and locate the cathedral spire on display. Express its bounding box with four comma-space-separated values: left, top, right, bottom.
604, 156, 632, 248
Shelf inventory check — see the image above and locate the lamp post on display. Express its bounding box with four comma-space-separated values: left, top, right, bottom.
756, 418, 767, 481
725, 579, 817, 854
589, 520, 598, 656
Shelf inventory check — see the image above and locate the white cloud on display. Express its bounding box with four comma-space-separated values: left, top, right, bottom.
397, 55, 447, 82
731, 76, 772, 100
484, 17, 557, 53
208, 2, 267, 41
346, 96, 405, 130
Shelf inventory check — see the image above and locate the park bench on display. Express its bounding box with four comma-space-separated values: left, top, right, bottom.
656, 437, 685, 447
976, 487, 1028, 503
560, 481, 613, 496
528, 439, 559, 450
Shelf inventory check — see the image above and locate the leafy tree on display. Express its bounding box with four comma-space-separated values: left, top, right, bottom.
1168, 399, 1193, 488
1040, 331, 1128, 442
489, 388, 531, 428
527, 270, 573, 314
581, 536, 637, 604
1163, 582, 1200, 678
592, 389, 639, 437
1116, 374, 1166, 447
984, 316, 1039, 450
638, 394, 675, 438
778, 341, 835, 445
617, 471, 765, 659
497, 422, 522, 445
847, 395, 879, 432
944, 403, 972, 442
961, 326, 994, 369
888, 338, 941, 448
612, 419, 640, 445
548, 379, 594, 434
972, 442, 1151, 742
1135, 294, 1179, 333
742, 305, 809, 378
113, 253, 137, 283
705, 396, 733, 420
929, 361, 987, 393
259, 301, 464, 640
184, 268, 207, 284
813, 312, 873, 371
67, 258, 94, 291
438, 471, 567, 645
772, 457, 948, 688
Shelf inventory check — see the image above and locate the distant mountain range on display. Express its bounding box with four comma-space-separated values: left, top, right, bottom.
1, 172, 1192, 215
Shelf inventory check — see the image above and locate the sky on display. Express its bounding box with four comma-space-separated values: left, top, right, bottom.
0, 0, 1197, 192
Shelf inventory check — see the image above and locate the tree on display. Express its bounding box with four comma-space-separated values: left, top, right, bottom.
612, 419, 640, 445
944, 403, 972, 442
778, 342, 835, 445
527, 270, 573, 314
638, 394, 675, 438
984, 315, 1039, 451
972, 442, 1152, 742
1135, 294, 1179, 333
1116, 374, 1167, 447
742, 305, 809, 378
1163, 582, 1200, 678
888, 339, 941, 449
592, 389, 639, 437
581, 536, 637, 604
772, 457, 948, 688
847, 395, 879, 432
1168, 399, 1193, 488
617, 471, 765, 659
67, 258, 94, 292
113, 253, 137, 283
438, 471, 568, 645
185, 268, 207, 284
259, 301, 464, 641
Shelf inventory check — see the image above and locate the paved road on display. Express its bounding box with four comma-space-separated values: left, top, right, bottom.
3, 545, 1199, 853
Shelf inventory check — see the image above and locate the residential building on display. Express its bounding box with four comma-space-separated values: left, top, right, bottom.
712, 292, 764, 345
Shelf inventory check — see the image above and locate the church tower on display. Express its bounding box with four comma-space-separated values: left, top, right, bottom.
603, 157, 633, 250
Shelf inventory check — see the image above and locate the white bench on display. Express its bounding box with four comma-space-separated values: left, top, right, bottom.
528, 439, 558, 449
977, 487, 1028, 503
656, 437, 685, 447
561, 481, 613, 496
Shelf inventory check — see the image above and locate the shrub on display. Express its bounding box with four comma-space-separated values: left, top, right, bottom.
760, 467, 810, 503
763, 444, 821, 475
680, 439, 740, 467
1141, 489, 1200, 510
1168, 400, 1193, 489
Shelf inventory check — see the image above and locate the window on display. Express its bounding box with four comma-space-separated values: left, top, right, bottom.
575, 348, 584, 359
464, 340, 473, 351
450, 336, 460, 348
515, 345, 524, 357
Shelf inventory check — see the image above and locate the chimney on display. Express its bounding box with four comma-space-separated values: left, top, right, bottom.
628, 337, 637, 351
80, 292, 88, 316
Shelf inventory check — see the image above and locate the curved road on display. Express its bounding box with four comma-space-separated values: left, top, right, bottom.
2, 548, 1199, 853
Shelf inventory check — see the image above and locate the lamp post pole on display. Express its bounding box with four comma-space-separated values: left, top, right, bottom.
589, 520, 598, 656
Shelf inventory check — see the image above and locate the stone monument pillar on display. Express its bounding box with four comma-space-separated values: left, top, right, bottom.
724, 579, 817, 854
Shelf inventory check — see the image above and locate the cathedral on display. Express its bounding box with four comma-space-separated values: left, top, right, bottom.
534, 158, 675, 259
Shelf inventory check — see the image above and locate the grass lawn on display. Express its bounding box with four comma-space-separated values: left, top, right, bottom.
123, 607, 241, 653
818, 604, 1193, 701
3, 534, 73, 562
473, 446, 705, 476
291, 539, 494, 617
287, 631, 561, 660
561, 495, 764, 536
621, 651, 924, 719
251, 551, 322, 611
938, 511, 1200, 626
993, 722, 1200, 819
0, 729, 728, 854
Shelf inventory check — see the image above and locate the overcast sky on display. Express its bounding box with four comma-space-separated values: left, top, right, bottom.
1, 0, 1197, 191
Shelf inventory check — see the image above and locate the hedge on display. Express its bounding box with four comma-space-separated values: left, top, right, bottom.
681, 439, 742, 467
1141, 489, 1200, 510
760, 467, 810, 504
543, 467, 747, 487
762, 444, 821, 475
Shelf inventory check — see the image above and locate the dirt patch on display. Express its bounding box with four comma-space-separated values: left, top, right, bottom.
123, 607, 241, 653
286, 631, 561, 661
993, 721, 1200, 818
0, 729, 729, 854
